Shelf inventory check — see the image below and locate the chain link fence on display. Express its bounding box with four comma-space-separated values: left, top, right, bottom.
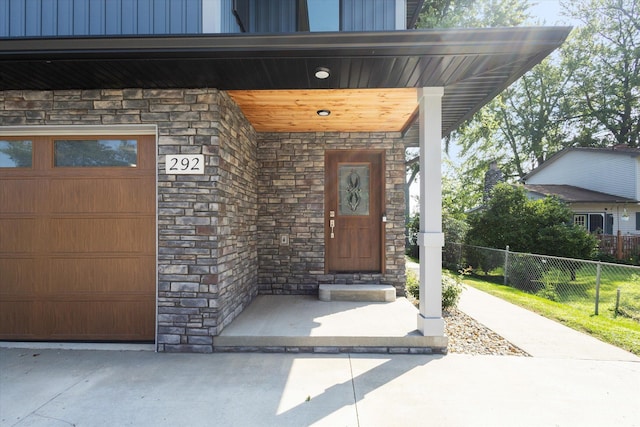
445, 242, 640, 322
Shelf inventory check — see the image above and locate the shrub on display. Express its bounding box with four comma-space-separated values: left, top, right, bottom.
442, 274, 464, 310
405, 213, 420, 259
405, 269, 464, 310
406, 269, 419, 299
466, 183, 597, 261
536, 282, 560, 302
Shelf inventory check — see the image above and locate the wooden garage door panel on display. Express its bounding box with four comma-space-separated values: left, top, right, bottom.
46, 301, 155, 340
0, 258, 39, 294
0, 300, 155, 340
0, 179, 43, 213
48, 178, 155, 213
46, 256, 155, 293
0, 218, 41, 252
47, 217, 154, 253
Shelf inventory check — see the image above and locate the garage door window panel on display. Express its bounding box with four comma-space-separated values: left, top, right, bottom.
54, 139, 138, 167
0, 140, 33, 168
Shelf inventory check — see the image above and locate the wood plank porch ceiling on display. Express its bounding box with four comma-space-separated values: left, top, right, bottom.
227, 88, 418, 132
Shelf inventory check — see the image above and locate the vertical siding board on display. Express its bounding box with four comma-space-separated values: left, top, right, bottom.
72, 0, 89, 35
41, 0, 57, 35
0, 0, 8, 36
57, 0, 71, 35
25, 0, 40, 36
185, 0, 202, 33
121, 0, 137, 34
342, 0, 394, 31
341, 0, 352, 31
248, 0, 295, 33
0, 0, 6, 36
137, 0, 153, 34
153, 0, 168, 34
8, 0, 25, 36
88, 0, 105, 35
105, 0, 122, 35
221, 0, 240, 32
169, 0, 183, 33
249, 0, 257, 32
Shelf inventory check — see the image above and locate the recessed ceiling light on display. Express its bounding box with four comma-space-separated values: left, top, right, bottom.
314, 67, 330, 79
317, 109, 331, 117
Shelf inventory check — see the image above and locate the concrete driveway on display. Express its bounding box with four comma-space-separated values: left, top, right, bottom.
1, 346, 639, 427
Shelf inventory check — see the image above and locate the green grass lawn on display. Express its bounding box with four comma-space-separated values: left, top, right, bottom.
469, 264, 640, 321
461, 275, 640, 356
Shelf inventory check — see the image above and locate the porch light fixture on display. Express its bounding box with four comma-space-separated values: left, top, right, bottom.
621, 207, 630, 221
314, 67, 331, 79
317, 109, 331, 116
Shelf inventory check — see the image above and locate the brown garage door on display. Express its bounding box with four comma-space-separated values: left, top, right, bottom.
0, 135, 156, 341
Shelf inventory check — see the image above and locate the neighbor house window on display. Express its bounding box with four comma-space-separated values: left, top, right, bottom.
574, 213, 608, 234
0, 140, 32, 168
54, 139, 137, 167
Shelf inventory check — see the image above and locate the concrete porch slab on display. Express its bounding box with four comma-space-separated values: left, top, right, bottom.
214, 295, 447, 354
318, 284, 396, 302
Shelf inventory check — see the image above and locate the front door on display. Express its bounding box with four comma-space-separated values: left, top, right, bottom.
325, 150, 384, 272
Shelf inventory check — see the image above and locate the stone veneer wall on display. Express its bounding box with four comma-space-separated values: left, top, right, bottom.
257, 132, 407, 294
0, 89, 258, 353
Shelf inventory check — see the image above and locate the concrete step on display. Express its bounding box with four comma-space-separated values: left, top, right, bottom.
319, 284, 396, 302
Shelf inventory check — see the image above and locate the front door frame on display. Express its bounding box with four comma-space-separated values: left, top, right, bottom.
324, 149, 386, 274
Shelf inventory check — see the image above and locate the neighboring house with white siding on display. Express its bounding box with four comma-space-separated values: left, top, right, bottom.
522, 145, 640, 236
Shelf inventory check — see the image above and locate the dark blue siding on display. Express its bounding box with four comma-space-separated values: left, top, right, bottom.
249, 0, 296, 33
0, 0, 203, 37
342, 0, 395, 31
221, 0, 241, 33
0, 0, 399, 37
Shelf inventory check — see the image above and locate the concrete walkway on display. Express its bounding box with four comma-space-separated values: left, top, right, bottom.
458, 286, 640, 361
407, 259, 639, 361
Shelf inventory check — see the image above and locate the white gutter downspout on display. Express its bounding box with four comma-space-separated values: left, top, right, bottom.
417, 87, 446, 336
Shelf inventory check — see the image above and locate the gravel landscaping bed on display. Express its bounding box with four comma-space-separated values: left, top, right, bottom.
444, 308, 530, 356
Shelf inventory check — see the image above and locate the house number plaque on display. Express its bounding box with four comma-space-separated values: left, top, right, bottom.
165, 155, 205, 175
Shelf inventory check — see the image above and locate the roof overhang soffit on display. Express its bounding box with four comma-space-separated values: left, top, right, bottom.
0, 27, 572, 135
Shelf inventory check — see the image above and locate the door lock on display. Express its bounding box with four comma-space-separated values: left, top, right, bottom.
329, 219, 335, 238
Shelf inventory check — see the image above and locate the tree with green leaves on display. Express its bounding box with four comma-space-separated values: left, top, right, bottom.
562, 0, 639, 147
417, 0, 532, 28
466, 183, 597, 258
454, 57, 576, 181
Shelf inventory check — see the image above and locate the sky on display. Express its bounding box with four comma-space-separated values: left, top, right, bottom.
529, 0, 579, 26
529, 0, 565, 25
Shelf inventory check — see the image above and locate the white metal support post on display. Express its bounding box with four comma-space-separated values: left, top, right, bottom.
417, 87, 445, 336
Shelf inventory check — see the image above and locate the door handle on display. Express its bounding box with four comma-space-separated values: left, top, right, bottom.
329, 219, 335, 238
